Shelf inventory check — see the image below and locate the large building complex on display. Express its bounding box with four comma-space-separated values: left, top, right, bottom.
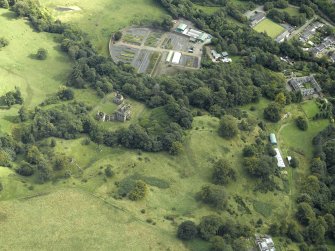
175, 22, 212, 43
288, 75, 322, 97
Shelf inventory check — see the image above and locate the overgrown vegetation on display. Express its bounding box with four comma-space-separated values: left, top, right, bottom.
1, 0, 335, 249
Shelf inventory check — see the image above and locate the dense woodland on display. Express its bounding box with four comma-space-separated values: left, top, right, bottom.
0, 0, 335, 250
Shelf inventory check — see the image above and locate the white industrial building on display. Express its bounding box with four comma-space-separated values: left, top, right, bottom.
274, 148, 285, 168
172, 52, 182, 64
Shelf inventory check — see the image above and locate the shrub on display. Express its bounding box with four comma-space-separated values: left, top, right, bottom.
114, 31, 122, 41
169, 141, 183, 155
36, 48, 48, 60
0, 37, 9, 48
296, 202, 315, 225
264, 103, 281, 122
243, 145, 255, 157
105, 165, 114, 177
16, 162, 35, 176
290, 156, 299, 168
128, 180, 147, 201
198, 185, 228, 210
177, 221, 198, 240
57, 88, 74, 100
218, 115, 238, 139
198, 215, 223, 240
0, 0, 9, 9
212, 159, 236, 185
296, 116, 308, 131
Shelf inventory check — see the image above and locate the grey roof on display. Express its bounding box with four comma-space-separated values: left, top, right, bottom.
250, 12, 266, 23
275, 30, 290, 43
288, 75, 321, 96
177, 23, 187, 31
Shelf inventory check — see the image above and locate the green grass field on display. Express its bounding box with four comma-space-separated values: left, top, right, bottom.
254, 18, 286, 38
278, 6, 300, 16
0, 98, 331, 250
1, 4, 334, 250
0, 189, 188, 250
194, 4, 220, 14
40, 0, 167, 54
0, 8, 71, 135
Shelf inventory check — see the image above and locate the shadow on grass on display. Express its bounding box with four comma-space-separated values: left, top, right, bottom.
3, 114, 19, 124
1, 11, 17, 20
28, 53, 38, 60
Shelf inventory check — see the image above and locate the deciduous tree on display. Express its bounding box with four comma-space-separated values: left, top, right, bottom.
177, 221, 197, 240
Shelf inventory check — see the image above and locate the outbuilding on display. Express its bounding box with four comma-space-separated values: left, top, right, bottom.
269, 133, 277, 145
221, 51, 229, 57
176, 23, 187, 33
166, 51, 173, 62
274, 148, 286, 168
172, 52, 182, 64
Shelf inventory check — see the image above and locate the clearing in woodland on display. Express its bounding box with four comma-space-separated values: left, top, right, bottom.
40, 0, 167, 54
0, 8, 71, 135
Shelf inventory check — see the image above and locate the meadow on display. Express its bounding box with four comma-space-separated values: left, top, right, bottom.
0, 8, 71, 135
278, 6, 300, 16
254, 18, 286, 38
40, 0, 167, 55
194, 4, 220, 14
0, 96, 330, 250
0, 3, 333, 250
0, 189, 188, 250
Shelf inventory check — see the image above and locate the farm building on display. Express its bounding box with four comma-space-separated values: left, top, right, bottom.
172, 52, 182, 64
255, 235, 275, 251
176, 23, 188, 33
182, 28, 211, 43
274, 148, 286, 168
269, 133, 277, 145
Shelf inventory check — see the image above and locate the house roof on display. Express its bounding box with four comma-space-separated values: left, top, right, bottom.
274, 148, 286, 168
269, 133, 277, 144
177, 23, 187, 31
172, 52, 182, 64
198, 33, 208, 41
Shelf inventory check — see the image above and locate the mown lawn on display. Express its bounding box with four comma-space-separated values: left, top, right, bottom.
279, 119, 329, 157
40, 0, 167, 55
254, 18, 286, 38
301, 100, 319, 119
